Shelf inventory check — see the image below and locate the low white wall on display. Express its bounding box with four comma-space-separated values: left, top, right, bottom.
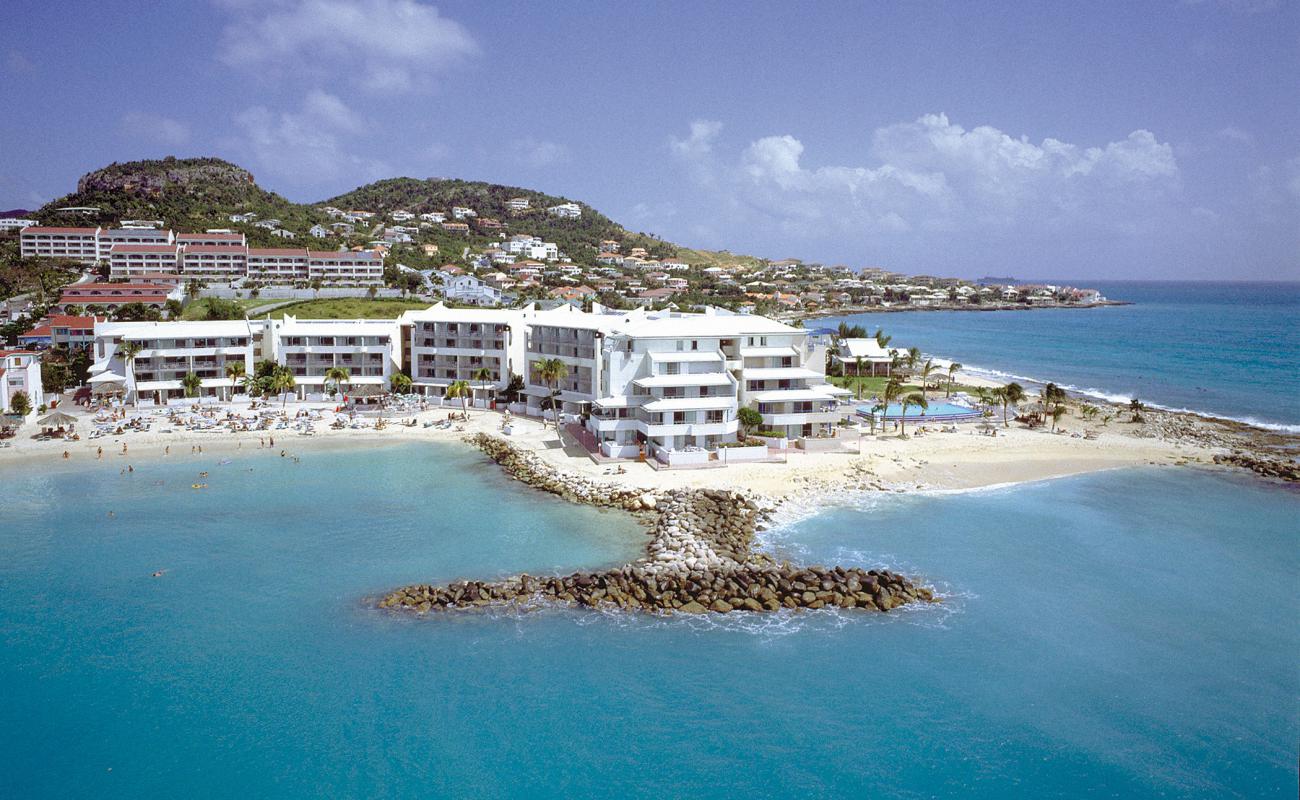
601, 442, 640, 459
720, 445, 769, 463
755, 435, 788, 450
657, 448, 712, 467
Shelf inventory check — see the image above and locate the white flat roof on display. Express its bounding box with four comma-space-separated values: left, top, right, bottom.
634, 372, 732, 388
647, 351, 722, 362
741, 367, 822, 381
276, 319, 397, 337
98, 320, 257, 339
617, 313, 799, 338
750, 388, 839, 402
641, 396, 736, 412
740, 346, 800, 357
400, 303, 524, 323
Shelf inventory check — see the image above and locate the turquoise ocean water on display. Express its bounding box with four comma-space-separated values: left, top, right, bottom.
3, 281, 1297, 796
813, 281, 1300, 431
2, 443, 1297, 797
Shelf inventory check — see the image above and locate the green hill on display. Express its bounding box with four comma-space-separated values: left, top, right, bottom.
32, 157, 766, 268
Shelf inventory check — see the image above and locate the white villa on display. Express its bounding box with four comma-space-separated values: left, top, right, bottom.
1, 349, 44, 413
834, 338, 898, 377
400, 304, 524, 403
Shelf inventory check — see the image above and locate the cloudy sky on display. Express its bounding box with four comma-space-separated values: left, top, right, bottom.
2, 0, 1296, 280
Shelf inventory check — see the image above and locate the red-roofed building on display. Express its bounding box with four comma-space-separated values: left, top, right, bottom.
181, 245, 248, 281
247, 248, 309, 283
17, 314, 105, 350
55, 282, 183, 313
108, 243, 181, 279
20, 226, 101, 263
307, 249, 383, 286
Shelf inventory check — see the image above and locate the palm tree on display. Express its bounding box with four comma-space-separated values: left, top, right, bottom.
446, 379, 471, 418
324, 366, 351, 398
1050, 403, 1067, 432
180, 371, 202, 398
998, 382, 1025, 427
975, 386, 995, 414
119, 341, 143, 406
854, 356, 866, 400
273, 365, 296, 408
946, 362, 962, 397
1128, 398, 1145, 423
874, 328, 892, 348
224, 361, 246, 401
1039, 383, 1067, 424
534, 357, 568, 431
905, 347, 921, 377
390, 372, 412, 395
473, 366, 494, 412
918, 359, 938, 400
867, 400, 885, 435
897, 391, 927, 437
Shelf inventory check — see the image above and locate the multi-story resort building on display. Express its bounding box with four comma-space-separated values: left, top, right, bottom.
17, 314, 104, 350
268, 317, 400, 396
400, 304, 525, 403
246, 248, 308, 283
108, 243, 182, 279
92, 320, 263, 404
19, 226, 101, 262
19, 226, 384, 287
0, 349, 44, 413
91, 317, 401, 404
84, 306, 854, 462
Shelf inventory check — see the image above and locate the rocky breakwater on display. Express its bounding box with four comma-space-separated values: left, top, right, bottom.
379, 433, 933, 615
1213, 451, 1300, 483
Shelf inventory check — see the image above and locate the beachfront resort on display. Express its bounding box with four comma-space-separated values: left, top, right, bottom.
4, 301, 1045, 468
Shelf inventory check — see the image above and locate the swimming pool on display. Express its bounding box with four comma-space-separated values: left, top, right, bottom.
855, 401, 984, 422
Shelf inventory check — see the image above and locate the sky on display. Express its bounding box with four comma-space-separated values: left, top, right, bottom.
1, 0, 1297, 280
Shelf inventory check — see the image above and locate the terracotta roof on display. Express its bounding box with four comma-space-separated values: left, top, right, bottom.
0, 349, 40, 358
21, 226, 99, 235
177, 233, 243, 241
247, 248, 307, 257
184, 245, 249, 255
307, 250, 378, 260
109, 244, 178, 254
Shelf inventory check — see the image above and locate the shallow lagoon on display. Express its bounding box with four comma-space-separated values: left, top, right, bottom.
1, 444, 1296, 797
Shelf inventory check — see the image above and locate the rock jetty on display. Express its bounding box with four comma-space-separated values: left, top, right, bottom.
1212, 452, 1300, 483
380, 433, 933, 615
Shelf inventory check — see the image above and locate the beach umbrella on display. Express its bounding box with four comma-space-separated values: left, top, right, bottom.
37, 411, 78, 428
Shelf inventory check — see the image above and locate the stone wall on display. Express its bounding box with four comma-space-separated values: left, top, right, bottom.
380, 433, 934, 615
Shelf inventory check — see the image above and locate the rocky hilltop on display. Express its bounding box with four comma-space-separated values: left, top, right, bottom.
380, 434, 934, 615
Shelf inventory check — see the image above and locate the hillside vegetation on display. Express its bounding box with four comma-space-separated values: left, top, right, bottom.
30, 157, 769, 268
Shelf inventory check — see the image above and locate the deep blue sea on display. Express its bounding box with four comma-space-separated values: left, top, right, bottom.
813, 281, 1300, 431
2, 444, 1297, 798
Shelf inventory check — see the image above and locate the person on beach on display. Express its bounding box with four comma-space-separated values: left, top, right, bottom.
122, 443, 128, 454
62, 451, 69, 459
97, 447, 103, 459
164, 445, 169, 456
269, 436, 274, 447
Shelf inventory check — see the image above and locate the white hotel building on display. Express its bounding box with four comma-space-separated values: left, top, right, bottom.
86, 306, 850, 459
92, 317, 400, 403
400, 304, 525, 403
20, 226, 383, 286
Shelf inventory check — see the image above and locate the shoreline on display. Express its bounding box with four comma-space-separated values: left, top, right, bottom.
783, 299, 1130, 325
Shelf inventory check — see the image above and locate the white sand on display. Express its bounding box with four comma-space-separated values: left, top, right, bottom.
0, 400, 1210, 500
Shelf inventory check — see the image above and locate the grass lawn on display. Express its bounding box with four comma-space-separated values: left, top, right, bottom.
180, 297, 281, 320
266, 298, 431, 320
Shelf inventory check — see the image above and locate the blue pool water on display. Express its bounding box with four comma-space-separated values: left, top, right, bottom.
815, 281, 1300, 431
2, 444, 1296, 797
861, 401, 981, 419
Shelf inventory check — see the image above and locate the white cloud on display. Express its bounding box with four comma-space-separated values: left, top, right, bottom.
673, 113, 1181, 240
233, 91, 388, 184
217, 0, 478, 93
669, 120, 723, 160
510, 137, 569, 168
120, 111, 191, 146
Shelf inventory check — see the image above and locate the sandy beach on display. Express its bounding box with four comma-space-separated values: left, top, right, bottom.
0, 392, 1260, 505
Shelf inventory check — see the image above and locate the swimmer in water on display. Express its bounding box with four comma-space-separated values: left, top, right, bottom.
151, 570, 165, 578
127, 465, 134, 473
107, 511, 115, 519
